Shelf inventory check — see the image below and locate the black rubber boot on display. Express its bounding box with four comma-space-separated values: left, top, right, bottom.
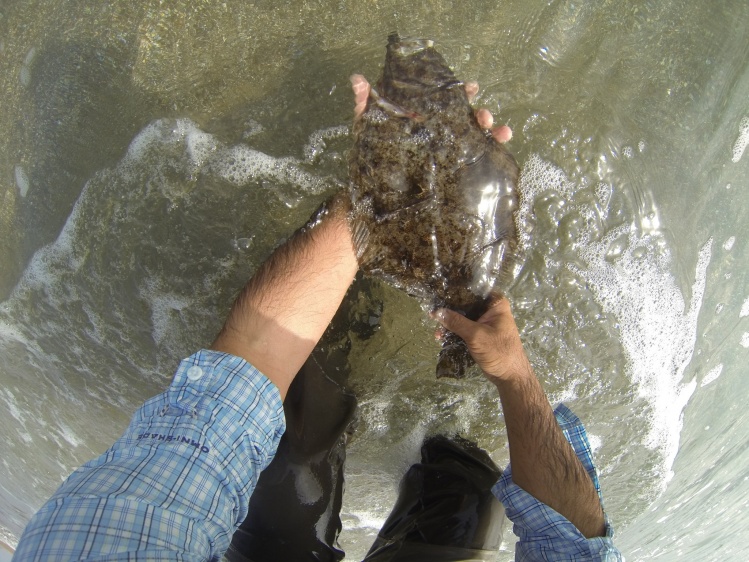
362, 435, 505, 562
225, 348, 357, 562
226, 274, 384, 562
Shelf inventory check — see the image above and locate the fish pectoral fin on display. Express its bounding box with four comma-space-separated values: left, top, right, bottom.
351, 219, 370, 259
374, 197, 437, 224
370, 87, 423, 121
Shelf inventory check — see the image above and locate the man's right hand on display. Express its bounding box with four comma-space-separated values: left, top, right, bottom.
434, 297, 607, 539
432, 297, 533, 386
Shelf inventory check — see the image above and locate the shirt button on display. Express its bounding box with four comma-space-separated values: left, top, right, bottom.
186, 366, 204, 381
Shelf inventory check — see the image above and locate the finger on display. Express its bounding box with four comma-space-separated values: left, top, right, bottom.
491, 124, 513, 143
475, 108, 494, 129
477, 295, 512, 323
351, 74, 370, 119
431, 308, 476, 341
350, 74, 369, 98
475, 111, 513, 144
464, 81, 479, 102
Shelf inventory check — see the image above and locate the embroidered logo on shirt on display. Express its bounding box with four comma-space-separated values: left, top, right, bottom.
137, 433, 210, 453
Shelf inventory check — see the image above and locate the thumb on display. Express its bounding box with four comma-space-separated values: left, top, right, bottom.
432, 308, 476, 341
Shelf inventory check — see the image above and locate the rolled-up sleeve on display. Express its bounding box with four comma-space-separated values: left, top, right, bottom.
492, 404, 622, 561
14, 349, 286, 562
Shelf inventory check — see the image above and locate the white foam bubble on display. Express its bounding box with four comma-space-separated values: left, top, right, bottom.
140, 279, 191, 347
14, 165, 29, 198
732, 116, 749, 163
571, 231, 711, 483
741, 296, 749, 318
115, 118, 338, 205
19, 47, 36, 87
120, 121, 174, 169
701, 364, 723, 387
594, 182, 612, 211
519, 152, 714, 485
4, 397, 22, 421
0, 320, 29, 346
588, 433, 602, 454
232, 237, 254, 252
242, 119, 264, 139
303, 125, 349, 163
723, 236, 736, 251
186, 129, 218, 171
119, 119, 199, 174
516, 153, 578, 251
212, 144, 331, 196
740, 333, 749, 349
3, 169, 89, 305
57, 422, 81, 448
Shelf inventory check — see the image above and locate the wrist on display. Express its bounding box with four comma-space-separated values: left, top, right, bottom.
326, 189, 352, 217
307, 191, 352, 230
487, 358, 535, 390
306, 192, 358, 261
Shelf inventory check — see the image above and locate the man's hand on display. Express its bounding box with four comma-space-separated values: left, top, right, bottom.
433, 298, 607, 539
432, 297, 533, 386
350, 74, 513, 144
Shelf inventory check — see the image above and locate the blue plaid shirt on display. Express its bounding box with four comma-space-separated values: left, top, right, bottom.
493, 404, 622, 561
14, 350, 286, 561
14, 350, 621, 561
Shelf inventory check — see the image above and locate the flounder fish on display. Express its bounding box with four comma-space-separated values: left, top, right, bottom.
349, 33, 520, 378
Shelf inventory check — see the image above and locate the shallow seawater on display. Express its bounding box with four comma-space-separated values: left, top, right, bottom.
1, 1, 748, 560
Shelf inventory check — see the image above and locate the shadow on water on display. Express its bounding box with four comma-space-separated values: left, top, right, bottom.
4, 32, 361, 299
205, 39, 379, 156
8, 37, 162, 300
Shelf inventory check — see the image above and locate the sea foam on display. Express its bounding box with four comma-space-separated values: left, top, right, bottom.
732, 116, 749, 163
14, 166, 29, 198
520, 154, 711, 486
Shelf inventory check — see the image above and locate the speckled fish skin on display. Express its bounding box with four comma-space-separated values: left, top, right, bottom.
349, 33, 520, 378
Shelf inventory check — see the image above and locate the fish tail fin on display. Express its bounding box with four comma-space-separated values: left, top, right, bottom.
436, 334, 474, 379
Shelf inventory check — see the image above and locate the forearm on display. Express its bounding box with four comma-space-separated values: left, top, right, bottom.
211, 196, 358, 399
494, 369, 606, 538
434, 297, 607, 537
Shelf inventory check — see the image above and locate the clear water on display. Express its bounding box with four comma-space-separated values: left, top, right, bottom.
1, 1, 748, 560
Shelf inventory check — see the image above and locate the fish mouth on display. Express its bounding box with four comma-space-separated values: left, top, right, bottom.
387, 32, 434, 57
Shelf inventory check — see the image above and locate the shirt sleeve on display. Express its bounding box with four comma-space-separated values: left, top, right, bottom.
13, 349, 286, 562
492, 404, 622, 562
